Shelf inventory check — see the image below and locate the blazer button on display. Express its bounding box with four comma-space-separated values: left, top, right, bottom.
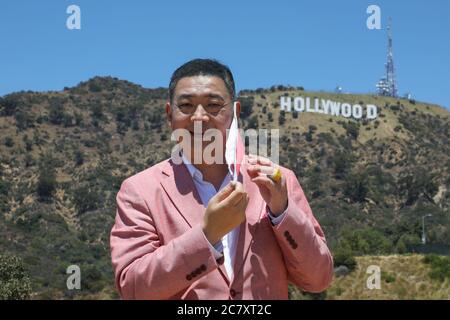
292, 243, 298, 249
195, 267, 202, 275
284, 231, 290, 237
230, 289, 236, 297
186, 274, 192, 281
201, 264, 207, 271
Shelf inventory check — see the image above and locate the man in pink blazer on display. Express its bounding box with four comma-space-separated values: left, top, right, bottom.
110, 59, 333, 299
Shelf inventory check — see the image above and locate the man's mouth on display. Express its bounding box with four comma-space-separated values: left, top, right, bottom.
189, 130, 208, 136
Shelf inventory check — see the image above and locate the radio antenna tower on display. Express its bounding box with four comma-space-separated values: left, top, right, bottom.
376, 17, 398, 97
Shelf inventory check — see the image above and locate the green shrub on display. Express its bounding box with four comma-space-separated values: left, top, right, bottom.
88, 82, 102, 92
423, 254, 450, 281
72, 185, 100, 215
0, 254, 32, 300
15, 110, 34, 130
0, 95, 19, 116
381, 271, 396, 283
37, 162, 57, 201
3, 137, 14, 147
398, 171, 438, 206
239, 96, 254, 119
343, 172, 368, 202
48, 97, 66, 125
279, 110, 286, 125
332, 247, 357, 271
330, 151, 353, 179
0, 179, 10, 196
395, 234, 421, 253
74, 149, 84, 166
288, 284, 327, 300
246, 115, 258, 130
345, 122, 360, 140
340, 228, 393, 255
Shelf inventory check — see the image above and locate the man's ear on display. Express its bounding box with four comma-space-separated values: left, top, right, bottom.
235, 100, 241, 119
165, 101, 172, 126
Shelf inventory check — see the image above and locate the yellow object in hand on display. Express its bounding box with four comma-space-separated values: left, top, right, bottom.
269, 167, 282, 183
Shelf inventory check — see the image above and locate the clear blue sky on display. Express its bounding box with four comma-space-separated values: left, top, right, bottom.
1, 0, 449, 108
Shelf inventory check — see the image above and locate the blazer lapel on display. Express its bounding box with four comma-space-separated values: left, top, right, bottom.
159, 159, 231, 283
159, 159, 205, 228
231, 162, 265, 284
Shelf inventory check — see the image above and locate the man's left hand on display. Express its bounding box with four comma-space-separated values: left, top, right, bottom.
246, 155, 288, 216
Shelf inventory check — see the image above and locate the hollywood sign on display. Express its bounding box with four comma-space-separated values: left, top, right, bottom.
280, 96, 378, 119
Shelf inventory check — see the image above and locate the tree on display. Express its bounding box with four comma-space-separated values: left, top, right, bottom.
343, 172, 368, 202
74, 112, 84, 126
423, 254, 450, 281
345, 121, 359, 140
88, 82, 102, 92
48, 98, 65, 125
62, 113, 74, 127
23, 134, 33, 151
395, 234, 420, 253
239, 96, 254, 119
37, 157, 57, 202
90, 103, 104, 121
398, 170, 438, 206
340, 228, 393, 255
246, 115, 258, 130
0, 95, 19, 116
279, 110, 286, 126
3, 137, 14, 147
73, 185, 99, 214
0, 179, 10, 197
0, 254, 32, 300
74, 149, 84, 166
83, 265, 103, 292
15, 110, 34, 130
332, 246, 357, 271
330, 151, 353, 179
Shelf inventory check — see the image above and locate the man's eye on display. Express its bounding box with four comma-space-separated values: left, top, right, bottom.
207, 104, 222, 110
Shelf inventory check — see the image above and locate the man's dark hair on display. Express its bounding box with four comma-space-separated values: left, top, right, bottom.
168, 59, 235, 102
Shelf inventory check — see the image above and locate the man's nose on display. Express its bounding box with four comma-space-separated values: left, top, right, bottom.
190, 104, 209, 121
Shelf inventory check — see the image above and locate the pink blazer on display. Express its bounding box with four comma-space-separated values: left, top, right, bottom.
110, 157, 333, 299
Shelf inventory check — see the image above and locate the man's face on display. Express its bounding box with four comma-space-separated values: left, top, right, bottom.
166, 75, 241, 162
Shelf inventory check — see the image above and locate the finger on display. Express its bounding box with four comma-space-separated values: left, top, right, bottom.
228, 190, 246, 207
214, 181, 237, 202
251, 175, 277, 191
247, 164, 274, 177
235, 193, 249, 212
248, 155, 273, 166
222, 182, 246, 207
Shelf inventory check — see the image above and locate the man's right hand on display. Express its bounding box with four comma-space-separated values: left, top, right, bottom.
202, 181, 249, 245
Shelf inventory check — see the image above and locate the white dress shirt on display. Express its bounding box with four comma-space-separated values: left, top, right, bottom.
181, 154, 286, 280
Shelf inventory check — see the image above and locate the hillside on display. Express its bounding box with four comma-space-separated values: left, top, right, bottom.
0, 77, 449, 299
290, 254, 450, 299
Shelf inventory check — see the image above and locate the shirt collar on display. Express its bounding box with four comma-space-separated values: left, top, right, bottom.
181, 152, 203, 180
179, 151, 232, 186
